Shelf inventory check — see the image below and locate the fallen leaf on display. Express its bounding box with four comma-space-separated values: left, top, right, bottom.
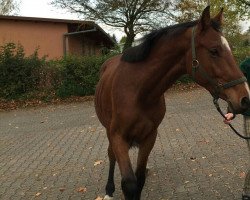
77, 187, 87, 193
59, 188, 66, 192
190, 157, 196, 161
240, 172, 246, 178
35, 192, 42, 197
95, 197, 103, 200
198, 140, 209, 144
94, 160, 103, 166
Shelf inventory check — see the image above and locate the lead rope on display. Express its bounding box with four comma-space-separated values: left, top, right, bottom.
213, 98, 250, 140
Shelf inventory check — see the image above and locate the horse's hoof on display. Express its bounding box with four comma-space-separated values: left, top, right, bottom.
242, 194, 250, 200
104, 195, 113, 200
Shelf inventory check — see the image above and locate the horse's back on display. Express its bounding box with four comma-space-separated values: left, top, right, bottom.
95, 54, 121, 128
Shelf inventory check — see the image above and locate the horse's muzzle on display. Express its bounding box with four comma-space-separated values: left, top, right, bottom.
240, 96, 250, 111
229, 96, 250, 114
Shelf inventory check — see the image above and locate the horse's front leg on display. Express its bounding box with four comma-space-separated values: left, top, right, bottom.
243, 116, 250, 200
104, 144, 116, 200
135, 131, 157, 200
111, 134, 137, 200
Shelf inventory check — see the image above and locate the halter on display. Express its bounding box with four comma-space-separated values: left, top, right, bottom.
191, 26, 250, 140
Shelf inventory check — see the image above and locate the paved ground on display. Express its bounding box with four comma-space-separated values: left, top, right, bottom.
0, 88, 249, 200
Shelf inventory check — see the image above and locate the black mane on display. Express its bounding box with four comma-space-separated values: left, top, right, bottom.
121, 20, 221, 63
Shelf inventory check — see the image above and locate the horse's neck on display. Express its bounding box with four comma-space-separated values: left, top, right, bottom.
140, 31, 190, 102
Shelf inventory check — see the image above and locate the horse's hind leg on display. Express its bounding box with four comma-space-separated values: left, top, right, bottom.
104, 144, 116, 200
111, 135, 137, 200
135, 132, 157, 200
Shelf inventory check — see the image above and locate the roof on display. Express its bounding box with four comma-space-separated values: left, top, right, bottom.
0, 15, 116, 46
0, 15, 94, 25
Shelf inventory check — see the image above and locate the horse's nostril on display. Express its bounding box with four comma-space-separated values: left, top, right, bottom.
240, 97, 250, 109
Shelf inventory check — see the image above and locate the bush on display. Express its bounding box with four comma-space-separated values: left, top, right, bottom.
0, 42, 117, 100
56, 54, 114, 98
233, 46, 250, 65
0, 43, 46, 99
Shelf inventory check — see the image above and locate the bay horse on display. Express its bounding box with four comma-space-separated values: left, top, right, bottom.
95, 6, 250, 200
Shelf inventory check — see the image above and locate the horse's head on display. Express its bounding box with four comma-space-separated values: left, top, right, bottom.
189, 6, 250, 114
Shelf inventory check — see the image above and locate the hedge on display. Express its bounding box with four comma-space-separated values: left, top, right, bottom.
0, 43, 45, 99
0, 42, 249, 101
56, 54, 113, 98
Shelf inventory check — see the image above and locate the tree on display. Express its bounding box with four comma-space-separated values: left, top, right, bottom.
173, 0, 250, 48
119, 36, 127, 44
238, 0, 250, 7
0, 0, 19, 15
111, 34, 117, 43
51, 0, 172, 50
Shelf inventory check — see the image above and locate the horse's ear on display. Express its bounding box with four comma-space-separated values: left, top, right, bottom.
199, 6, 211, 30
213, 8, 224, 25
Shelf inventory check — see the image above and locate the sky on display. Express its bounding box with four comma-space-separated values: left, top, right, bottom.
19, 0, 76, 19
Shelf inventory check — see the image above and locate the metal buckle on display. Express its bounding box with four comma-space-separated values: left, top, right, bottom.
192, 59, 199, 69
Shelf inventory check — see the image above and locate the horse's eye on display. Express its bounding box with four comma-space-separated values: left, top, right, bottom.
209, 48, 219, 57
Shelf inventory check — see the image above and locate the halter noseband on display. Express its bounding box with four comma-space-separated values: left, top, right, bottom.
191, 26, 250, 140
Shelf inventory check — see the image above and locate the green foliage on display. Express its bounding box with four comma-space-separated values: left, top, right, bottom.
120, 36, 127, 44
233, 46, 250, 65
231, 32, 250, 64
56, 54, 115, 98
174, 0, 249, 44
0, 43, 45, 99
176, 75, 193, 84
0, 42, 118, 100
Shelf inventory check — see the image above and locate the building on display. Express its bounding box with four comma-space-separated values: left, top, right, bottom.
0, 15, 115, 59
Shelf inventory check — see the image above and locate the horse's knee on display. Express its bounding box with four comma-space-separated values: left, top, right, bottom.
121, 177, 137, 198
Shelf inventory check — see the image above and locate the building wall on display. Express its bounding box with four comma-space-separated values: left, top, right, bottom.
67, 35, 102, 56
68, 35, 83, 56
0, 19, 67, 59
